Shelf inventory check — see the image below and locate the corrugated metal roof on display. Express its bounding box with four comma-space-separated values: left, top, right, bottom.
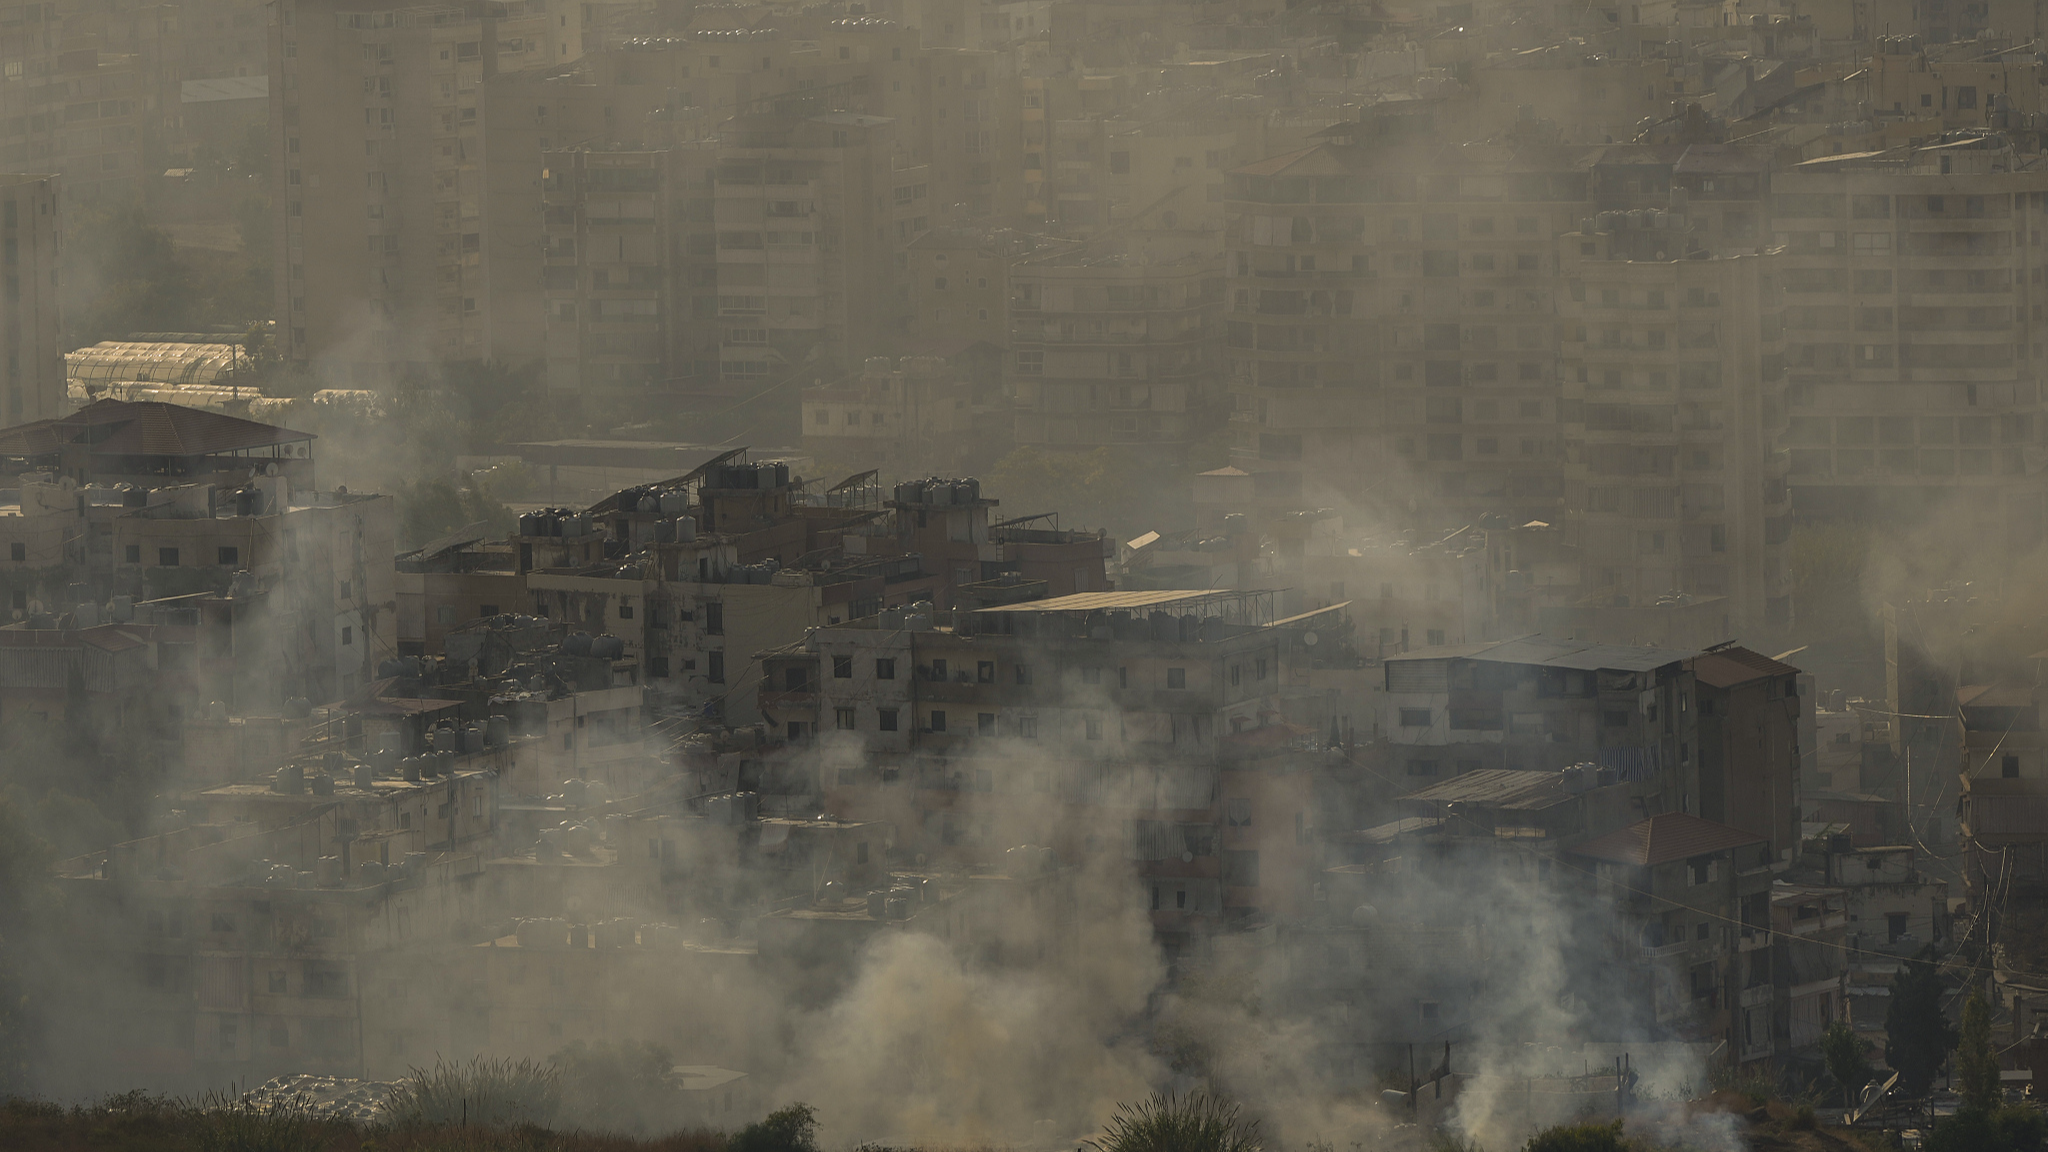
1398, 768, 1578, 810
1567, 812, 1764, 866
973, 589, 1246, 613
0, 400, 313, 459
1385, 635, 1695, 672
1692, 645, 1800, 688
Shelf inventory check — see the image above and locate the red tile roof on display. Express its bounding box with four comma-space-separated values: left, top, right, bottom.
1567, 812, 1765, 866
0, 399, 313, 460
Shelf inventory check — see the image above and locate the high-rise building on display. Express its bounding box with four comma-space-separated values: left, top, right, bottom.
1554, 211, 1792, 640
0, 173, 63, 424
271, 0, 575, 383
1770, 141, 2048, 558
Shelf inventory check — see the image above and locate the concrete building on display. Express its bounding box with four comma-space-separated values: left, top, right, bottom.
0, 174, 62, 426
1770, 140, 2048, 558
1008, 244, 1223, 468
1690, 645, 1804, 860
270, 0, 575, 382
1556, 211, 1792, 638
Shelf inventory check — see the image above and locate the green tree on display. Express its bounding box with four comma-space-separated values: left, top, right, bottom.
1924, 1104, 2048, 1152
1885, 945, 1956, 1097
729, 1103, 819, 1152
1822, 1017, 1872, 1108
1522, 1120, 1625, 1152
1958, 985, 2003, 1113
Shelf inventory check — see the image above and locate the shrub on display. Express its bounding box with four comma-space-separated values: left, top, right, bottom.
1924, 1103, 2048, 1152
1522, 1120, 1625, 1152
1086, 1093, 1261, 1152
384, 1056, 562, 1129
192, 1090, 321, 1152
728, 1103, 820, 1152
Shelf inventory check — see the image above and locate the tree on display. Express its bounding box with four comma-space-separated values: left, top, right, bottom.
1958, 985, 2003, 1113
729, 1103, 819, 1152
1822, 1017, 1872, 1108
1885, 945, 1956, 1097
1924, 1103, 2048, 1152
550, 1039, 675, 1134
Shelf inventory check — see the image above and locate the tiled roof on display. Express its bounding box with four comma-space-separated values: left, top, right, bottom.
1567, 812, 1764, 866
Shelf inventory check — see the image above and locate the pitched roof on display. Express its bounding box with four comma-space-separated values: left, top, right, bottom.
1692, 645, 1801, 688
1567, 812, 1764, 866
0, 400, 313, 460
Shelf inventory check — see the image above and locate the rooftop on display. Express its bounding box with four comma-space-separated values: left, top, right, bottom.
973, 589, 1252, 614
0, 400, 314, 461
1398, 768, 1588, 812
1567, 813, 1764, 867
1691, 645, 1801, 689
1385, 635, 1696, 673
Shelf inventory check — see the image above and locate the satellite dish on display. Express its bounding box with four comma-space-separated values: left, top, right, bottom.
1304, 631, 1319, 646
1181, 851, 1194, 863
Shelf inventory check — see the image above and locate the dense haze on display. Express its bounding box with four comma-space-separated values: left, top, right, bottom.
5, 0, 2048, 1148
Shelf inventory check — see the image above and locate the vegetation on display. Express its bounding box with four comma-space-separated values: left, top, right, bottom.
1884, 945, 1955, 1097
726, 1104, 819, 1152
549, 1040, 682, 1135
1819, 1018, 1871, 1108
1085, 1093, 1260, 1152
60, 204, 270, 345
0, 1094, 731, 1151
1923, 1103, 2048, 1152
983, 445, 1147, 534
1957, 986, 2002, 1113
384, 1056, 563, 1129
1521, 1121, 1625, 1152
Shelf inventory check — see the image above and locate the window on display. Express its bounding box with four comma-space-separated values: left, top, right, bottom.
703, 602, 723, 635
268, 969, 288, 993
977, 712, 996, 735
1085, 715, 1103, 740
1887, 912, 1909, 943
878, 708, 899, 732
833, 655, 853, 678
875, 658, 896, 680
1167, 668, 1186, 689
125, 544, 140, 564
707, 651, 724, 683
1426, 629, 1445, 646
1019, 716, 1038, 738
835, 707, 857, 730
2004, 754, 2021, 779
1399, 708, 1431, 727
619, 604, 634, 619
158, 547, 179, 567
341, 627, 353, 646
930, 710, 946, 732
976, 660, 995, 683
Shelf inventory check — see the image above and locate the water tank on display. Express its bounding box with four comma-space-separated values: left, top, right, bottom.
353, 762, 375, 790
283, 697, 313, 719
655, 519, 675, 544
674, 516, 697, 542
519, 512, 539, 536
310, 773, 335, 796
274, 764, 305, 794
316, 855, 343, 886
868, 891, 889, 919
616, 488, 640, 513
438, 750, 457, 777
487, 714, 511, 746
401, 756, 422, 782
962, 477, 981, 501
358, 860, 386, 884
563, 779, 589, 807
429, 727, 455, 754
463, 723, 486, 753
658, 490, 689, 515
564, 632, 594, 657
591, 634, 626, 660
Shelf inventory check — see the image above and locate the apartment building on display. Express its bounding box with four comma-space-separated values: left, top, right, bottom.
0, 174, 61, 425
0, 22, 159, 206
1221, 138, 1586, 528
1009, 245, 1223, 468
1771, 140, 2048, 558
1556, 212, 1792, 638
759, 588, 1328, 948
539, 139, 719, 399
271, 0, 574, 382
710, 111, 907, 395
800, 356, 985, 477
